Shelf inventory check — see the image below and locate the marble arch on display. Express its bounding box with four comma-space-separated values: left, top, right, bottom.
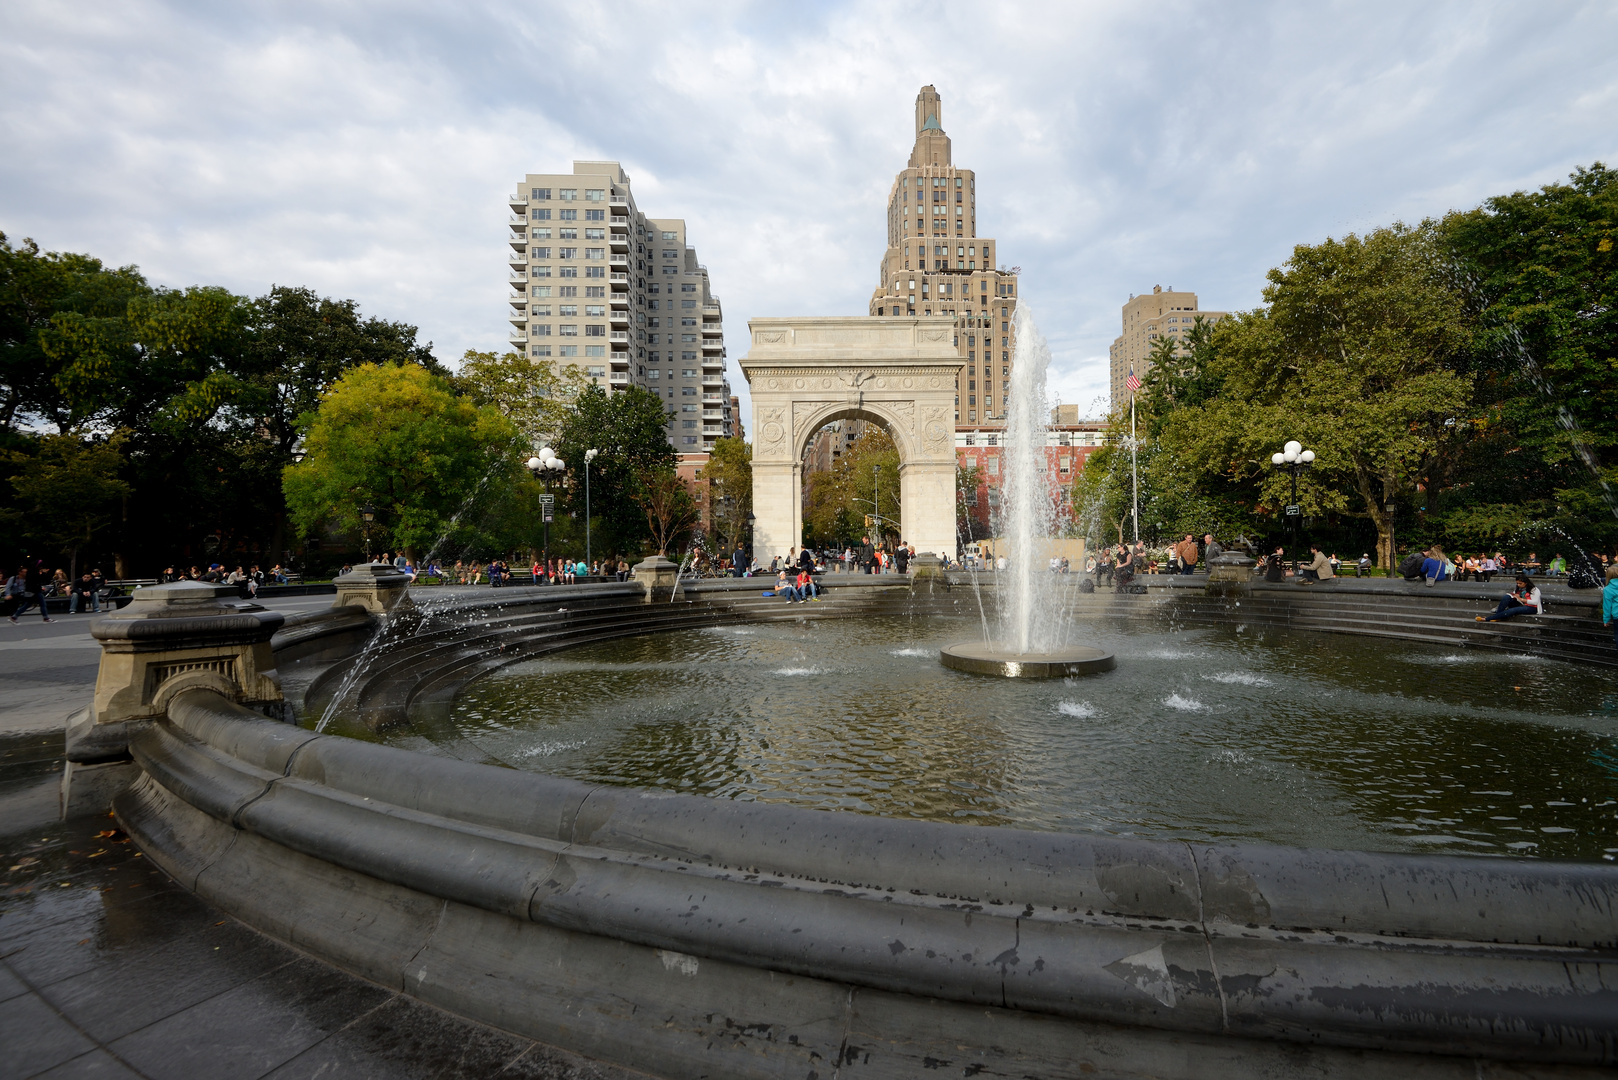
740, 316, 964, 563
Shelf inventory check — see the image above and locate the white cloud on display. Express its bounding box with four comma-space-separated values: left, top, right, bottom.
2, 0, 1614, 424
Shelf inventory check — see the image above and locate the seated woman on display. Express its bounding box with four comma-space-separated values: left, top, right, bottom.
1477, 575, 1544, 622
1263, 546, 1287, 583
775, 568, 800, 602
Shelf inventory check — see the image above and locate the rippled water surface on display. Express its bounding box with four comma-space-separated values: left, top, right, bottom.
372, 615, 1618, 861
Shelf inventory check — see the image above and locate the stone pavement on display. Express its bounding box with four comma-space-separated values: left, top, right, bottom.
0, 594, 646, 1080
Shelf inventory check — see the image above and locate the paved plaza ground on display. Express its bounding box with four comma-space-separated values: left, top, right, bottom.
0, 594, 643, 1080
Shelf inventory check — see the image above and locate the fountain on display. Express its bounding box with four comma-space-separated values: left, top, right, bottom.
940, 304, 1115, 678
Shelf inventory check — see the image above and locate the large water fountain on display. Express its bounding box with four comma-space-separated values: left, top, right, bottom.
940, 304, 1116, 677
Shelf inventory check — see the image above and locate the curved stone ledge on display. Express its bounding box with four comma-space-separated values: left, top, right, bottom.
115, 687, 1618, 1076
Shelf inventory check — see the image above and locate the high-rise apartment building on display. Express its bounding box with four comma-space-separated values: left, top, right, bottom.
507, 161, 735, 453
867, 87, 1020, 427
1107, 285, 1227, 407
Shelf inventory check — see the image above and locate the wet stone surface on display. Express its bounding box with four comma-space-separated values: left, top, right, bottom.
0, 734, 649, 1080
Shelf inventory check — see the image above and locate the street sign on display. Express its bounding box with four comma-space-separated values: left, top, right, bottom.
539, 494, 555, 523
1285, 504, 1301, 517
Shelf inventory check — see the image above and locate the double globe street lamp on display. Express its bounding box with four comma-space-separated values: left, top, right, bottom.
526, 446, 600, 575
1270, 440, 1314, 575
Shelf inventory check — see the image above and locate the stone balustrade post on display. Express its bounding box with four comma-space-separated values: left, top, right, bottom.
332, 562, 415, 614
631, 556, 679, 602
62, 580, 286, 816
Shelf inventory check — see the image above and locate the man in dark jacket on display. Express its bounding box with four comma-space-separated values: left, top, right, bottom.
859, 536, 876, 574
895, 543, 910, 574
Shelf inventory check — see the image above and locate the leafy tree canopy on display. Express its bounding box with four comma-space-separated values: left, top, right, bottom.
552, 384, 674, 557
283, 362, 522, 561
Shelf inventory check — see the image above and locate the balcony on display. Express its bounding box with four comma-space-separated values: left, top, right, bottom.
508, 234, 527, 251
609, 310, 629, 326
508, 194, 526, 211
609, 215, 629, 231
610, 233, 629, 252
700, 357, 724, 370
609, 330, 629, 343
508, 214, 528, 225
701, 340, 724, 353
610, 352, 631, 367
609, 272, 629, 290
608, 291, 629, 308
609, 195, 628, 207
509, 332, 527, 343
508, 271, 526, 282
507, 250, 527, 267
701, 322, 722, 336
609, 254, 629, 268
700, 377, 725, 387
609, 371, 630, 385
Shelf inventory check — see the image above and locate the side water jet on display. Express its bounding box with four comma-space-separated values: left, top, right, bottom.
940, 304, 1114, 678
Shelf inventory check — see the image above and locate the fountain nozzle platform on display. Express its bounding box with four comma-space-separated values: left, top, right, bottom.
939, 643, 1115, 678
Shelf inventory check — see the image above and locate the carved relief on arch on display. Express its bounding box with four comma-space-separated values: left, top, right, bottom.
757, 406, 789, 460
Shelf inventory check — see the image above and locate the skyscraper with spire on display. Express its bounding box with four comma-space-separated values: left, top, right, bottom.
867, 86, 1020, 427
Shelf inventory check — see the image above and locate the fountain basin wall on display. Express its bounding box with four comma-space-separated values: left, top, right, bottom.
110, 578, 1618, 1078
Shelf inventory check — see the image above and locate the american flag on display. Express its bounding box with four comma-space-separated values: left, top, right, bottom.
1126, 365, 1141, 393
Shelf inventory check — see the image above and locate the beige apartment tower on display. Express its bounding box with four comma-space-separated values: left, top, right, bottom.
1108, 285, 1227, 407
506, 161, 735, 452
867, 86, 1020, 427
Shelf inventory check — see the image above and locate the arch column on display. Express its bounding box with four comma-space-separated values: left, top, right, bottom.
742, 317, 963, 564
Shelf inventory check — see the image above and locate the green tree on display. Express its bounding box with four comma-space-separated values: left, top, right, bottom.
1165, 224, 1472, 569
5, 433, 131, 577
1440, 162, 1618, 545
452, 348, 587, 453
803, 427, 901, 547
633, 468, 700, 556
700, 437, 752, 553
283, 363, 522, 561
553, 385, 674, 557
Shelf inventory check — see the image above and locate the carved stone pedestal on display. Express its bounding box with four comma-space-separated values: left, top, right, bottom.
631, 556, 680, 602
333, 562, 415, 614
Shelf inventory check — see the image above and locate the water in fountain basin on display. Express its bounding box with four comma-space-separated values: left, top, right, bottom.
997, 304, 1065, 654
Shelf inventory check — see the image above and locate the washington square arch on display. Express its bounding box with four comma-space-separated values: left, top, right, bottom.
741, 316, 964, 563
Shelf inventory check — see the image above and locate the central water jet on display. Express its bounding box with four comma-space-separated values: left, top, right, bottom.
941, 304, 1114, 678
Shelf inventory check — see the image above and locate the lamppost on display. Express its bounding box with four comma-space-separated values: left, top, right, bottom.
360, 503, 376, 562
1269, 440, 1315, 574
583, 448, 598, 570
526, 448, 566, 569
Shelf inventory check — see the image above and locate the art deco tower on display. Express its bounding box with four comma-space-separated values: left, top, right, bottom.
867, 86, 1020, 427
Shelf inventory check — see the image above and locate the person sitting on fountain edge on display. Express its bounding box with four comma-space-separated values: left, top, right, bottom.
1264, 545, 1286, 583
775, 568, 800, 603
1477, 574, 1543, 622
1299, 545, 1335, 585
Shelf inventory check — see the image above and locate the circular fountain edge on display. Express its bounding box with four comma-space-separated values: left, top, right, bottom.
939, 641, 1115, 678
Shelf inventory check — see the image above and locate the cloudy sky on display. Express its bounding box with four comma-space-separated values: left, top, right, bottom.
4, 1, 1615, 422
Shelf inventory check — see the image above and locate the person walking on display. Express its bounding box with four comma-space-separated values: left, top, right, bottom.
1603, 564, 1618, 650
1175, 535, 1199, 575
1203, 534, 1223, 568
1477, 574, 1543, 622
7, 564, 52, 623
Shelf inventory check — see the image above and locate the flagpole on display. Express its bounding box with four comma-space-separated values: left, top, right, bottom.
1129, 373, 1140, 545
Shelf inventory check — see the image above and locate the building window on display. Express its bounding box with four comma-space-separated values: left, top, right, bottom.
684, 436, 699, 445
585, 325, 605, 337
585, 209, 604, 221
682, 420, 697, 428
559, 324, 577, 336
585, 189, 605, 201
559, 286, 577, 297
662, 250, 677, 259
681, 352, 697, 361
560, 188, 577, 200
585, 345, 605, 356
559, 209, 577, 221
531, 266, 551, 278
531, 208, 551, 220
682, 284, 696, 293
586, 365, 605, 376
662, 267, 676, 275
662, 231, 677, 240
585, 266, 604, 278
530, 247, 550, 259
558, 345, 578, 357
585, 228, 605, 240
531, 324, 551, 336
586, 247, 604, 259
586, 305, 605, 317
559, 267, 577, 278
648, 368, 659, 379
531, 188, 550, 200
531, 287, 551, 298
531, 346, 550, 357
681, 368, 697, 377
681, 334, 697, 343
